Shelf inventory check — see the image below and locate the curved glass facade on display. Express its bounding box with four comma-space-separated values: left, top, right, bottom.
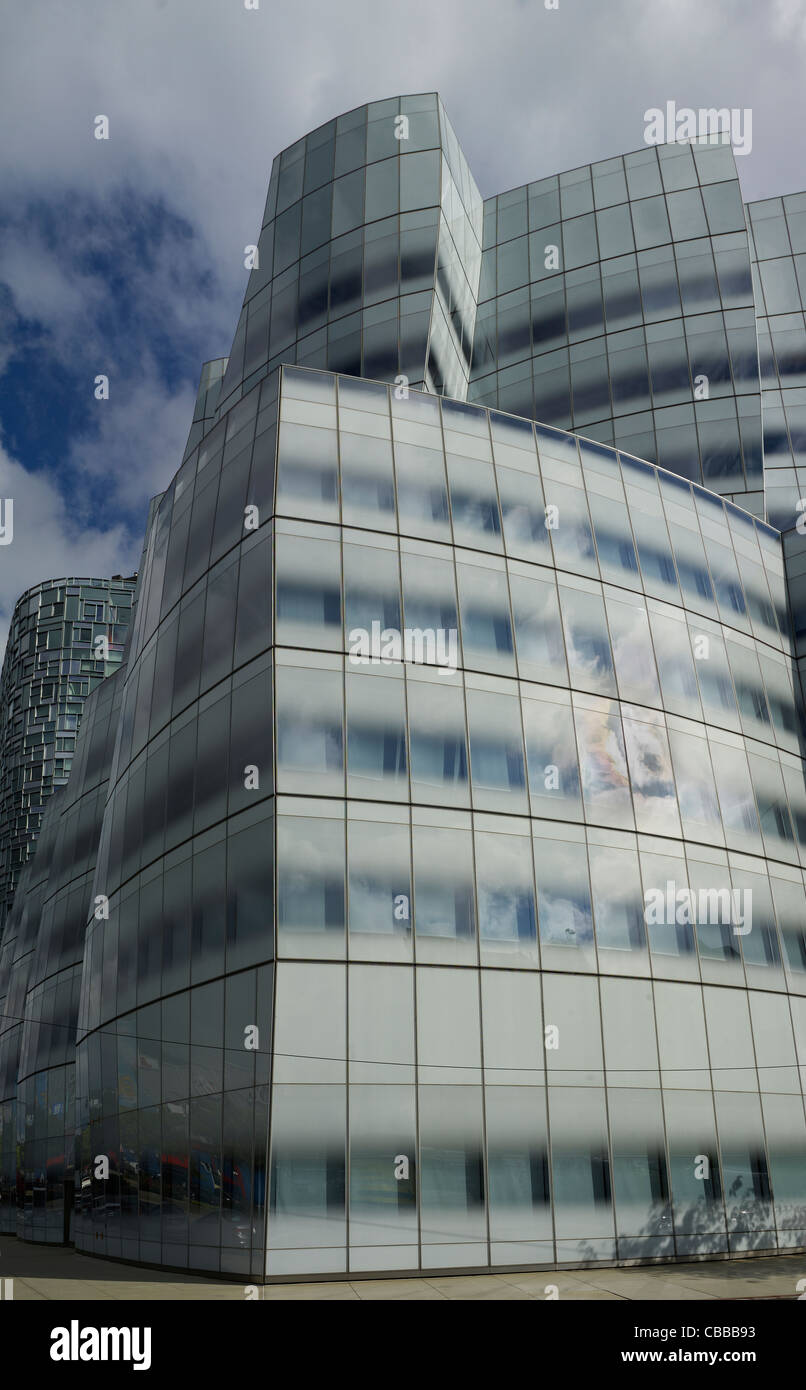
3, 95, 806, 1280
748, 192, 806, 533
0, 575, 136, 931
66, 364, 806, 1277
0, 781, 62, 1232
215, 94, 481, 419
0, 670, 125, 1237
746, 194, 806, 750
14, 671, 124, 1242
470, 142, 763, 515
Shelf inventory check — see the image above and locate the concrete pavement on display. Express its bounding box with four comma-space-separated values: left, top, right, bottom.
0, 1238, 803, 1300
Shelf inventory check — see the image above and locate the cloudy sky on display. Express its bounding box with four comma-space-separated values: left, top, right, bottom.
0, 0, 804, 654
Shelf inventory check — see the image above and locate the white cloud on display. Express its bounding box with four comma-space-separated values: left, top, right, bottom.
0, 232, 94, 331
0, 195, 230, 519
2, 0, 803, 232
0, 0, 803, 672
68, 364, 198, 512
0, 444, 140, 658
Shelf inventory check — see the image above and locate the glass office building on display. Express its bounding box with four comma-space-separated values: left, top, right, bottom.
471, 142, 764, 517
747, 192, 806, 534
0, 670, 124, 1240
67, 364, 806, 1276
0, 576, 136, 932
745, 193, 806, 712
4, 94, 806, 1278
214, 94, 481, 420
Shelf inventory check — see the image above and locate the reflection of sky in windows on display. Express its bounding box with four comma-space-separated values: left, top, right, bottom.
534, 840, 594, 947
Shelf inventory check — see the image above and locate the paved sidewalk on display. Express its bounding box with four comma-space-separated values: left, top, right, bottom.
0, 1238, 803, 1300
